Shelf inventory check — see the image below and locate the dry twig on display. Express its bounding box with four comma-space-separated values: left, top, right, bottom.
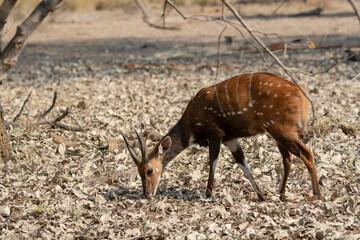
348, 0, 360, 24
40, 91, 57, 119
134, 0, 178, 30
13, 90, 32, 122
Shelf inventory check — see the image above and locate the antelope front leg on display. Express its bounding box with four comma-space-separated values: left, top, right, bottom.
224, 139, 265, 201
206, 138, 221, 197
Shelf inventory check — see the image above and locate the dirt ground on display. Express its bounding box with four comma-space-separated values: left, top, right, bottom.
0, 1, 359, 239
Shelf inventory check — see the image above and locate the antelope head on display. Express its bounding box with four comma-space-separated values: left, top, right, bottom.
121, 130, 171, 199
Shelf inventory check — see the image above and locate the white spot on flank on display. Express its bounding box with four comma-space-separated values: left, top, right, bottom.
262, 105, 266, 108
269, 83, 273, 87
203, 107, 207, 110
237, 111, 243, 115
259, 81, 262, 85
274, 94, 278, 98
227, 112, 231, 115
214, 110, 217, 113
215, 85, 225, 115
248, 74, 253, 108
267, 91, 271, 95
208, 107, 213, 111
225, 80, 234, 113
277, 84, 281, 87
253, 100, 256, 104
235, 75, 242, 111
271, 120, 275, 124
207, 91, 211, 94
258, 91, 262, 96
232, 112, 236, 115
223, 114, 227, 117
156, 168, 159, 173
276, 111, 280, 115
269, 105, 274, 108
243, 108, 248, 112
286, 93, 291, 97
196, 123, 202, 126
264, 82, 268, 86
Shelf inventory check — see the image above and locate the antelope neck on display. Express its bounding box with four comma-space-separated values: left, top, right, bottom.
162, 121, 189, 168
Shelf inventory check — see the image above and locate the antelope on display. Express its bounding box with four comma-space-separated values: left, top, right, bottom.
122, 72, 321, 201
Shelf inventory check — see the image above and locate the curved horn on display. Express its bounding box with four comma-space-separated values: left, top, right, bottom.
121, 131, 141, 166
134, 129, 149, 163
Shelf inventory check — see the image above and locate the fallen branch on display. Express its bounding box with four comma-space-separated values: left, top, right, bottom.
13, 90, 32, 122
40, 91, 57, 119
52, 122, 83, 132
44, 107, 69, 125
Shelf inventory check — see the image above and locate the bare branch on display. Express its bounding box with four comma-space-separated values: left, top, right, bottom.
40, 91, 58, 119
0, 0, 18, 52
13, 90, 32, 122
215, 4, 228, 80
348, 0, 360, 24
134, 0, 178, 30
267, 0, 288, 20
0, 0, 63, 83
222, 0, 317, 130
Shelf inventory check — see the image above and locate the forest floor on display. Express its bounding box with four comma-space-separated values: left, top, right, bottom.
0, 1, 359, 239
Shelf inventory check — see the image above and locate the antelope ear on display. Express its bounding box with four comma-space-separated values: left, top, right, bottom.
158, 136, 171, 155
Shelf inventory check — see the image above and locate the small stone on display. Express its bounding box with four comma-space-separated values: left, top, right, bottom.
0, 206, 10, 217
316, 231, 325, 239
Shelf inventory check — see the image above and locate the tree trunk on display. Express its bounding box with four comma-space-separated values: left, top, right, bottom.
0, 104, 12, 163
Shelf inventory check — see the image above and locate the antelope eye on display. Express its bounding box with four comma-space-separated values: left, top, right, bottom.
147, 168, 153, 176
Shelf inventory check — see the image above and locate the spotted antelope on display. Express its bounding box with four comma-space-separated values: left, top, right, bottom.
122, 72, 321, 201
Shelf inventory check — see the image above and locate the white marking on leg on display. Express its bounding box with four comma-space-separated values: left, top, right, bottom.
298, 118, 304, 129
189, 135, 195, 145
238, 159, 262, 196
224, 139, 239, 152
248, 74, 253, 108
212, 158, 218, 173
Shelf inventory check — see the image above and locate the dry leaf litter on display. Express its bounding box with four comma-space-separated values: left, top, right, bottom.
0, 12, 359, 240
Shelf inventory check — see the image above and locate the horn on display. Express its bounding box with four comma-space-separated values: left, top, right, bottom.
134, 129, 149, 163
121, 131, 141, 166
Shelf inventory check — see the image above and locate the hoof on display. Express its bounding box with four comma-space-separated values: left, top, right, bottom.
258, 193, 266, 201
279, 194, 286, 202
